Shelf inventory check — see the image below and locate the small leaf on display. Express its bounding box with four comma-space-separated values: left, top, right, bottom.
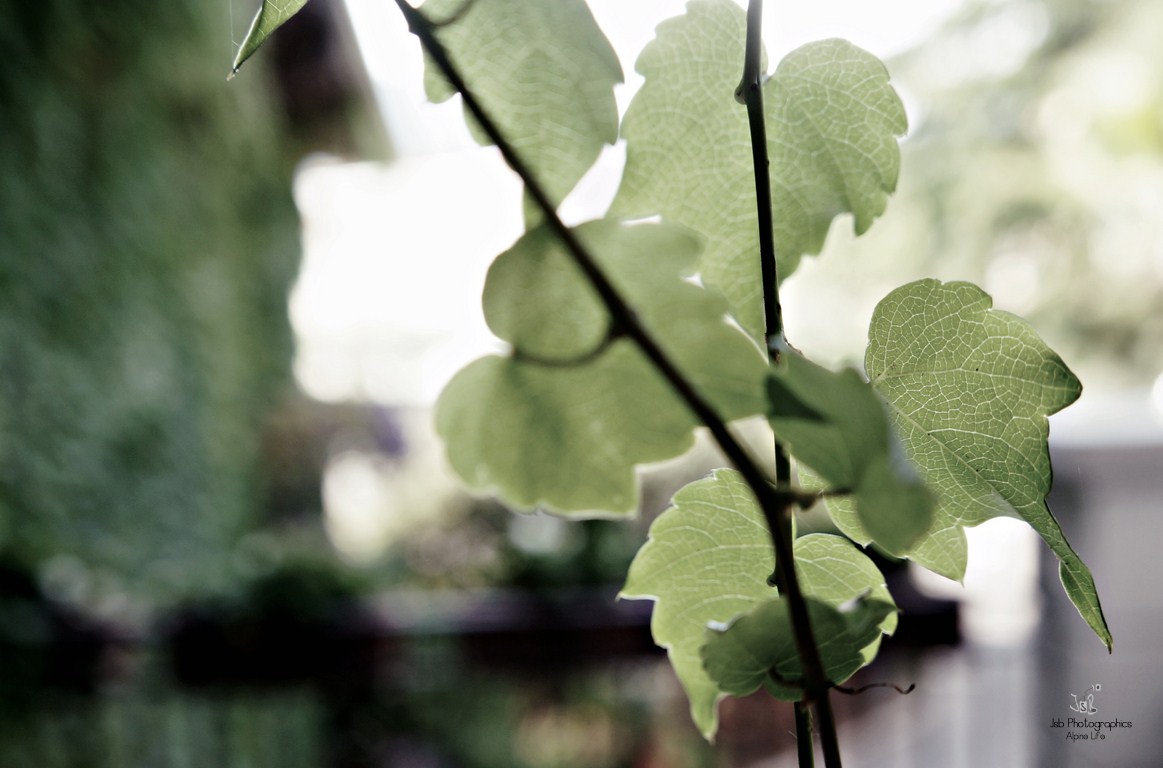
612, 0, 905, 338
620, 468, 894, 739
231, 0, 310, 75
866, 279, 1111, 649
437, 220, 766, 516
422, 0, 622, 212
825, 487, 969, 577
767, 39, 907, 261
767, 354, 933, 555
701, 595, 895, 701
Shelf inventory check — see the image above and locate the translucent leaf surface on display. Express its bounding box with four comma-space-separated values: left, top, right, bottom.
436, 220, 766, 516
612, 0, 905, 337
620, 470, 894, 738
768, 353, 933, 555
231, 0, 309, 74
423, 0, 622, 212
610, 0, 760, 335
702, 595, 894, 701
767, 39, 907, 262
866, 279, 1111, 649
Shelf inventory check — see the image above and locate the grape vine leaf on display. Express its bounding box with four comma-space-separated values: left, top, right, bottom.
620, 470, 895, 739
423, 0, 622, 214
767, 353, 934, 555
767, 39, 907, 268
436, 220, 766, 516
702, 594, 895, 701
611, 0, 905, 338
230, 0, 310, 75
864, 279, 1111, 650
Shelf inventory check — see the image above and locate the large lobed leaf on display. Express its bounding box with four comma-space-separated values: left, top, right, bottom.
620, 470, 895, 739
436, 220, 766, 516
612, 0, 905, 338
857, 278, 1110, 649
767, 353, 933, 556
422, 0, 622, 216
231, 0, 310, 75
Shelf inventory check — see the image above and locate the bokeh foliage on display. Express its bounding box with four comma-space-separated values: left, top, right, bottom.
0, 0, 301, 606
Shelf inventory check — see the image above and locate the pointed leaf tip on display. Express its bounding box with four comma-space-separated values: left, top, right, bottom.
231, 0, 311, 75
865, 278, 1110, 647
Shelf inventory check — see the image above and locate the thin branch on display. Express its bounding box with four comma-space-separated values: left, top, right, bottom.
795, 702, 816, 768
814, 693, 843, 767
738, 2, 842, 767
736, 0, 784, 358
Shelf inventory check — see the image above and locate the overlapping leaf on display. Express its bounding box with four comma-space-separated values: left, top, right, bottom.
862, 279, 1110, 649
436, 220, 767, 516
231, 0, 310, 74
767, 353, 933, 555
611, 0, 905, 338
702, 594, 894, 701
423, 0, 622, 215
620, 469, 895, 738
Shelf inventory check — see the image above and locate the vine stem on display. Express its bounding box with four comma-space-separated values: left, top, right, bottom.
794, 702, 815, 768
393, 0, 836, 760
737, 1, 842, 766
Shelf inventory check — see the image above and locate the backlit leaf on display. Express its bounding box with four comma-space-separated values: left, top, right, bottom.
436, 220, 766, 516
612, 0, 905, 338
423, 0, 622, 213
231, 0, 309, 75
620, 469, 894, 738
767, 353, 933, 555
866, 279, 1110, 649
702, 594, 894, 701
767, 39, 907, 263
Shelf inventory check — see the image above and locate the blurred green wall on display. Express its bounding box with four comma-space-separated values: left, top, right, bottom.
0, 1, 302, 607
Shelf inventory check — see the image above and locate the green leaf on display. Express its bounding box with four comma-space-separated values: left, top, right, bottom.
230, 0, 310, 75
422, 0, 622, 212
620, 469, 894, 739
866, 279, 1111, 649
611, 0, 760, 335
823, 491, 968, 581
702, 595, 895, 701
767, 39, 907, 262
767, 353, 933, 555
436, 220, 766, 516
612, 0, 905, 338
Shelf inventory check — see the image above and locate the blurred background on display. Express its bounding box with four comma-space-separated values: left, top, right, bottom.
2, 0, 1161, 765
